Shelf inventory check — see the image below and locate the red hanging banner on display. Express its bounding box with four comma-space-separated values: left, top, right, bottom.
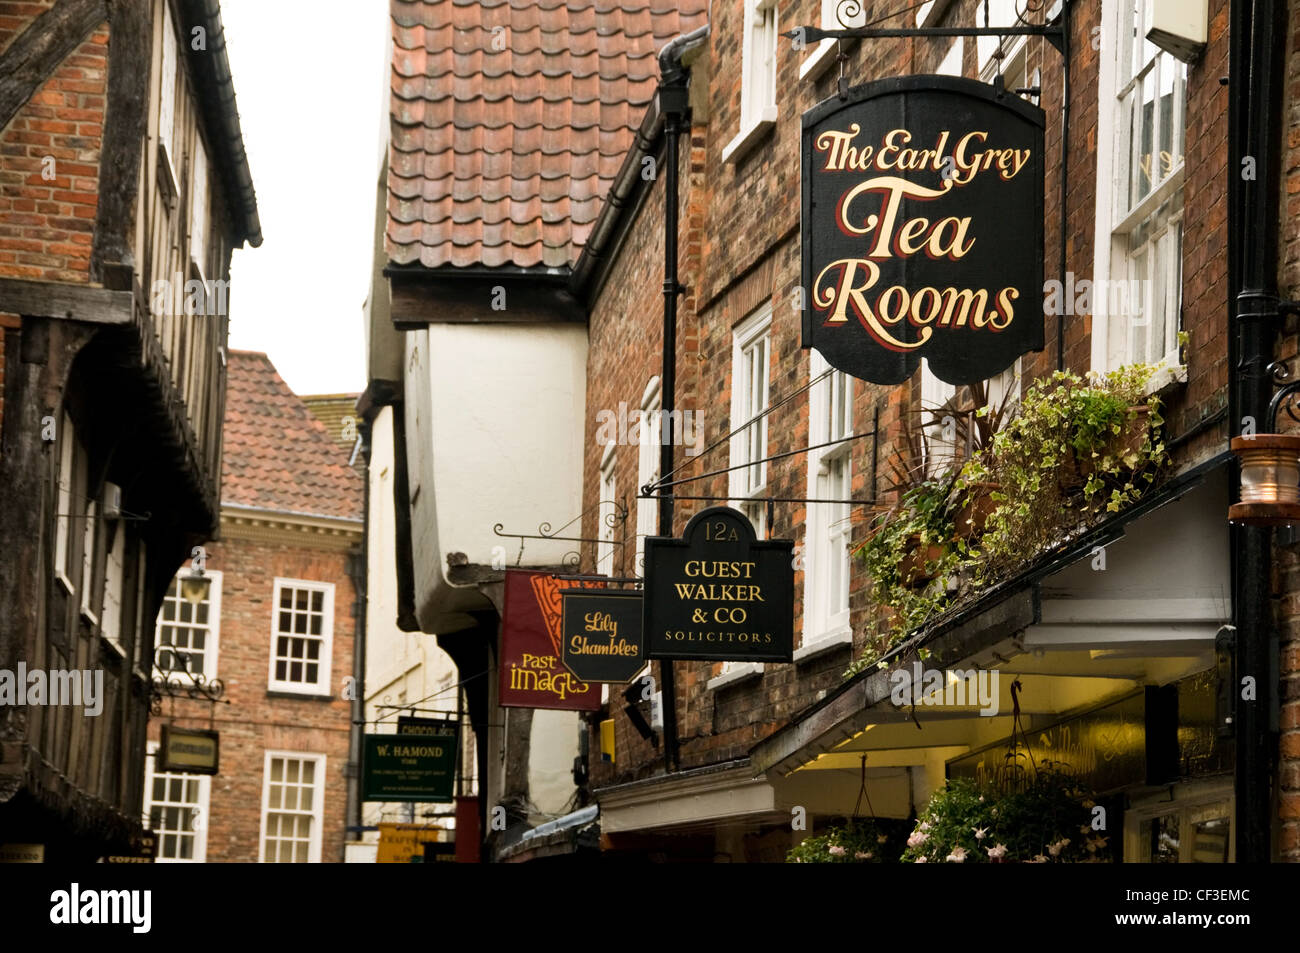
499, 569, 602, 710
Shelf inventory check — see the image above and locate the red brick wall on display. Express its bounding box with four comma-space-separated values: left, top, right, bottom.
582, 0, 1236, 792
147, 530, 358, 863
0, 5, 108, 283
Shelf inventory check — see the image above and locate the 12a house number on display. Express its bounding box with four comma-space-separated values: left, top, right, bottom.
704, 520, 740, 542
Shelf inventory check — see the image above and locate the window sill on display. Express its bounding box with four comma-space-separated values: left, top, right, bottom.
267, 689, 334, 702
1146, 361, 1188, 396
799, 40, 838, 81
793, 628, 853, 664
722, 107, 778, 165
706, 663, 764, 691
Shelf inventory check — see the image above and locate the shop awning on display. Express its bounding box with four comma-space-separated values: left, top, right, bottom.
750, 456, 1232, 807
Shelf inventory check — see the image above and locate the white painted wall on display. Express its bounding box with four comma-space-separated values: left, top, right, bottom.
527, 709, 582, 824
362, 405, 473, 840
404, 322, 589, 633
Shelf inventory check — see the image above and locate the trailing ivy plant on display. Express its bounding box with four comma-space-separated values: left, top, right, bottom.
848, 364, 1170, 675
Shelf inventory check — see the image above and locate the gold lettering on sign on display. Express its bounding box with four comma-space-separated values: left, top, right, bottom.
811, 121, 1032, 348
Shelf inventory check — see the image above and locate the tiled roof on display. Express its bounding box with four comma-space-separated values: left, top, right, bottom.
387, 0, 708, 270
302, 394, 363, 468
222, 352, 363, 521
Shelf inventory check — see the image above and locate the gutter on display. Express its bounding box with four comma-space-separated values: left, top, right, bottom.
182, 0, 262, 247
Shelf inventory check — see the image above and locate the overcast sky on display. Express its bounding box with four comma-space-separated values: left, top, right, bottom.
220, 0, 390, 396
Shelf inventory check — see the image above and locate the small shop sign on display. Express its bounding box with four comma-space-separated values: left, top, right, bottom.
362, 733, 456, 803
560, 589, 644, 683
644, 507, 794, 662
801, 75, 1045, 386
157, 725, 219, 775
499, 570, 602, 710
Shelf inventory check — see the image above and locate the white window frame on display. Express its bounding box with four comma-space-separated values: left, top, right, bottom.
920, 359, 959, 477
936, 36, 963, 77
800, 0, 865, 81
723, 0, 780, 163
729, 304, 772, 538
158, 1, 178, 185
79, 499, 98, 623
258, 750, 326, 863
54, 411, 75, 593
635, 377, 661, 577
189, 136, 209, 276
798, 352, 854, 661
144, 742, 210, 863
1091, 0, 1187, 385
975, 0, 1022, 74
102, 525, 127, 653
154, 569, 223, 680
597, 441, 618, 577
267, 578, 335, 695
1122, 780, 1233, 863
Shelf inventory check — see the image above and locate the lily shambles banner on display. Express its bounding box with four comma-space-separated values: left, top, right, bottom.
499, 570, 602, 710
802, 76, 1045, 386
645, 507, 794, 662
561, 589, 644, 683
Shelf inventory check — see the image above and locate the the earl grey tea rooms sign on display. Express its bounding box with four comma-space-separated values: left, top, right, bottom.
644, 507, 794, 663
802, 75, 1045, 386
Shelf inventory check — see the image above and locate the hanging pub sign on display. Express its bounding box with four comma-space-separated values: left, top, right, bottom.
157, 724, 219, 775
499, 570, 602, 711
644, 506, 794, 663
560, 589, 645, 683
362, 733, 456, 802
801, 75, 1045, 386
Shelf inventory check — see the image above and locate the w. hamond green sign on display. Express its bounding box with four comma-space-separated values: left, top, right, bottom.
362, 733, 455, 802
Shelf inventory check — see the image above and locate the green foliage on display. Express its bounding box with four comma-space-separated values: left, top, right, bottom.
847, 364, 1170, 676
786, 818, 902, 863
899, 769, 1109, 864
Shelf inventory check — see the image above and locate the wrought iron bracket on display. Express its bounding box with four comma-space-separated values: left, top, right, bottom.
493, 499, 629, 569
148, 646, 228, 715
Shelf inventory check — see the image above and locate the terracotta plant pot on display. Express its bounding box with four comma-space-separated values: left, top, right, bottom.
954, 482, 1001, 539
899, 537, 947, 588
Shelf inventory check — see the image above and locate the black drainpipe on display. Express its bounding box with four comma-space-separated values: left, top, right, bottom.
1056, 0, 1071, 371
1228, 0, 1286, 864
654, 25, 708, 774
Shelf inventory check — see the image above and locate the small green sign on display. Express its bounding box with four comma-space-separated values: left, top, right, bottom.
362, 733, 455, 803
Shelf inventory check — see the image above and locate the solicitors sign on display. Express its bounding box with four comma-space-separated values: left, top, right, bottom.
644, 507, 794, 662
801, 76, 1045, 386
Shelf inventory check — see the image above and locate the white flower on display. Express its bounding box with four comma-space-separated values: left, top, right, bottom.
828, 845, 846, 856
1028, 854, 1049, 863
914, 856, 928, 863
987, 843, 1008, 860
855, 851, 873, 860
877, 834, 889, 844
907, 831, 930, 848
919, 821, 931, 832
973, 826, 988, 840
1047, 837, 1070, 857
946, 846, 968, 863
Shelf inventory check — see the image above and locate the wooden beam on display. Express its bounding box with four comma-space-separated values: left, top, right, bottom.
0, 278, 133, 324
91, 0, 151, 281
0, 0, 108, 132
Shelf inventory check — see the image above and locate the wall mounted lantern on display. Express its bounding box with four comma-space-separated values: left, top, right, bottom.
1230, 375, 1300, 525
